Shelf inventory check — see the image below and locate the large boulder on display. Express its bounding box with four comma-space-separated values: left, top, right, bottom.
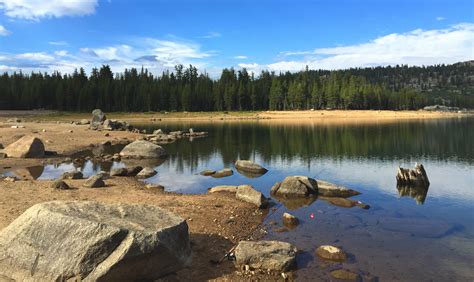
4, 136, 45, 158
317, 180, 361, 198
271, 176, 318, 197
235, 185, 268, 208
234, 240, 297, 271
91, 109, 106, 126
0, 201, 191, 281
120, 140, 167, 159
235, 160, 268, 177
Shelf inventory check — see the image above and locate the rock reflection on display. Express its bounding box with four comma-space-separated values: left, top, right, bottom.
235, 167, 267, 178
397, 185, 429, 204
12, 166, 44, 180
271, 194, 317, 210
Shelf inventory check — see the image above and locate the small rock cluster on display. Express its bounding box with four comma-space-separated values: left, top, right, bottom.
143, 128, 208, 145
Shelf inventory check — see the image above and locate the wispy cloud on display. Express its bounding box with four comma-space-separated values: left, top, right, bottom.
49, 41, 68, 46
0, 0, 98, 20
200, 31, 221, 39
233, 55, 248, 59
436, 16, 445, 21
242, 23, 474, 73
0, 24, 10, 36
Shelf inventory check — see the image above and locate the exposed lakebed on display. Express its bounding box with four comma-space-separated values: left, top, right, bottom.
3, 117, 474, 281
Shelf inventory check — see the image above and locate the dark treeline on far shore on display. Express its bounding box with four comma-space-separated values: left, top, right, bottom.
0, 61, 473, 112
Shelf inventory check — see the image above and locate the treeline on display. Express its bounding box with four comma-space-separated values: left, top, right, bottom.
0, 61, 473, 112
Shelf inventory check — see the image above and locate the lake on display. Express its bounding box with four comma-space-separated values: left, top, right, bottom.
8, 117, 474, 281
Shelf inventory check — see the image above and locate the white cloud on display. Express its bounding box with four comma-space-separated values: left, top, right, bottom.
200, 31, 221, 39
233, 55, 248, 59
16, 52, 55, 61
0, 24, 10, 36
246, 23, 474, 73
0, 0, 98, 20
54, 50, 68, 57
0, 37, 214, 75
436, 16, 445, 21
49, 41, 68, 46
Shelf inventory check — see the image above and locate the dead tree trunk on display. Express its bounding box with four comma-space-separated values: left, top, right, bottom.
396, 163, 430, 188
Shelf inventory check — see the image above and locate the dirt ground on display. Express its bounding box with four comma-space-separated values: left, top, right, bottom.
0, 177, 279, 281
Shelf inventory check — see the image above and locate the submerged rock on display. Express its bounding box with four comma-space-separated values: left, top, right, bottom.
330, 269, 360, 280
234, 240, 297, 272
316, 180, 361, 198
0, 201, 191, 281
271, 194, 317, 210
320, 196, 369, 209
282, 212, 299, 227
83, 175, 106, 188
200, 169, 216, 176
4, 136, 45, 158
271, 176, 318, 197
235, 185, 268, 208
120, 140, 167, 159
380, 217, 456, 238
315, 245, 347, 262
211, 168, 233, 178
235, 160, 268, 177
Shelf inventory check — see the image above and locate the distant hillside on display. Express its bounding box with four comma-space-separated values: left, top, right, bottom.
0, 61, 473, 111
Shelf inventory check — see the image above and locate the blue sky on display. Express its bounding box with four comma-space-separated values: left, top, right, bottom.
0, 0, 473, 76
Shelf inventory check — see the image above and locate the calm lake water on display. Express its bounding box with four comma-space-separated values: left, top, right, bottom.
6, 117, 474, 281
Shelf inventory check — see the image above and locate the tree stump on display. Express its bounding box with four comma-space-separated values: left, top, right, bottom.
396, 163, 430, 187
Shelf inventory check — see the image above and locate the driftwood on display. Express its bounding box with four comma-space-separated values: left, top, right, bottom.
396, 163, 430, 188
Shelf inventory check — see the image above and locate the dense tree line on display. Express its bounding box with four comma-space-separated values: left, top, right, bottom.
0, 61, 472, 111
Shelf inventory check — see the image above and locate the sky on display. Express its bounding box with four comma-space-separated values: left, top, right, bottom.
0, 0, 473, 77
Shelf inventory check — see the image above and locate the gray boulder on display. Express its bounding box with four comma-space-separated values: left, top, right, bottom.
91, 109, 106, 126
83, 175, 106, 188
137, 167, 157, 178
317, 180, 361, 198
235, 160, 268, 174
234, 240, 297, 271
236, 185, 268, 208
0, 201, 191, 281
4, 136, 45, 158
271, 176, 318, 197
120, 140, 167, 158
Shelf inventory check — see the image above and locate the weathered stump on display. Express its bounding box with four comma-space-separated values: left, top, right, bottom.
396, 163, 430, 187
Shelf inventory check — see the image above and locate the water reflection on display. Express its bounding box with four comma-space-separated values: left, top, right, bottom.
396, 185, 429, 204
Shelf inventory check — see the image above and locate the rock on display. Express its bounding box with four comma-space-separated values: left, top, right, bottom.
79, 119, 90, 125
235, 185, 268, 208
61, 171, 83, 180
153, 129, 163, 135
83, 175, 106, 188
271, 176, 318, 197
145, 184, 165, 191
51, 179, 70, 190
103, 119, 131, 131
137, 167, 157, 178
126, 166, 143, 176
211, 168, 233, 178
0, 201, 191, 281
200, 169, 216, 176
119, 140, 167, 158
235, 160, 268, 174
91, 109, 106, 126
317, 180, 361, 198
208, 185, 239, 193
110, 167, 129, 177
0, 152, 6, 158
97, 171, 110, 180
3, 177, 17, 182
315, 245, 347, 262
282, 212, 299, 227
3, 136, 45, 158
271, 194, 317, 210
330, 269, 360, 280
234, 240, 297, 272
